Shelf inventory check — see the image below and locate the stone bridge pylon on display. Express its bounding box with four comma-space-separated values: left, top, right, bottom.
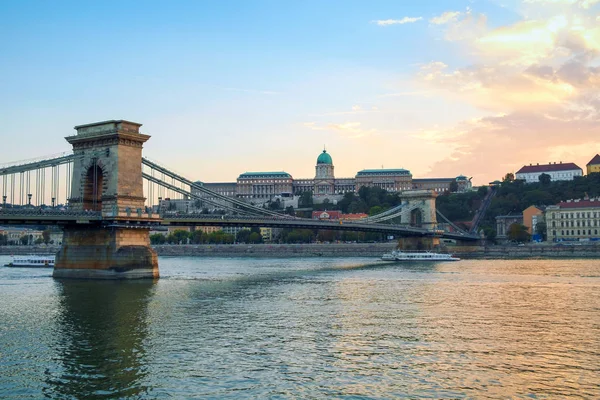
53, 120, 160, 279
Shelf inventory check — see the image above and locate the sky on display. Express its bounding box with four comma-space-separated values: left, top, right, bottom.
1, 0, 599, 185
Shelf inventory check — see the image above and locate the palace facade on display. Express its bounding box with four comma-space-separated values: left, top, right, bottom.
199, 149, 472, 200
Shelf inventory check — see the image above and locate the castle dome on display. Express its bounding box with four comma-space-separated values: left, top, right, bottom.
317, 149, 333, 165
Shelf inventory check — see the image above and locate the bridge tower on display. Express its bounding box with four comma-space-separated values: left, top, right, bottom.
398, 189, 440, 250
53, 120, 159, 279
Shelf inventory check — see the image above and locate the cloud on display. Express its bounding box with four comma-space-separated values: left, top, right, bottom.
414, 2, 600, 183
429, 11, 461, 25
373, 17, 422, 26
303, 121, 378, 139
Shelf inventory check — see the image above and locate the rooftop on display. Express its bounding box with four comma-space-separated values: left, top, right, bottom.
557, 198, 600, 209
516, 162, 582, 174
356, 169, 411, 176
238, 172, 292, 179
587, 154, 600, 166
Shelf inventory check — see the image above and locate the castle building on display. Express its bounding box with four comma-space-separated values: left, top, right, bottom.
198, 149, 471, 201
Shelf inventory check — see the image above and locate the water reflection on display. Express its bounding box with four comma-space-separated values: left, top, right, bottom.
45, 280, 156, 399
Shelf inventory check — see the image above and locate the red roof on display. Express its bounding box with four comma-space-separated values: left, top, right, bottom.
587, 154, 600, 166
312, 210, 341, 220
516, 162, 581, 174
558, 200, 600, 209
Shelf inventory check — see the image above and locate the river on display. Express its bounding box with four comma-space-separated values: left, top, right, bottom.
0, 256, 599, 399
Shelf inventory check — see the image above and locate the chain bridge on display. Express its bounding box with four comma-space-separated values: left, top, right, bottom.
0, 120, 479, 279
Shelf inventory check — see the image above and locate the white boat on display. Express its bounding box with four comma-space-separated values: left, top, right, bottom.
381, 250, 460, 262
4, 255, 55, 268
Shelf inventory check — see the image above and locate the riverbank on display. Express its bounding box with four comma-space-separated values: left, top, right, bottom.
2, 243, 600, 259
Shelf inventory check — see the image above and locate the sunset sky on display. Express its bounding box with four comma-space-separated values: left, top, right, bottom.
1, 0, 599, 185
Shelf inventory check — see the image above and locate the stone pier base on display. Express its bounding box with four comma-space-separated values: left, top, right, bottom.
53, 226, 159, 279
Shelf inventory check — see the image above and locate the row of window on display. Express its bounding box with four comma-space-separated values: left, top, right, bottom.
552, 220, 599, 227
238, 179, 292, 184
552, 211, 599, 219
552, 229, 599, 236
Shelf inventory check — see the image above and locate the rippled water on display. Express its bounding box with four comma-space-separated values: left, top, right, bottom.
0, 256, 599, 399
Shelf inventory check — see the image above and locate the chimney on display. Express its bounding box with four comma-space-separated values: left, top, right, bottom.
560, 161, 562, 164
537, 163, 539, 165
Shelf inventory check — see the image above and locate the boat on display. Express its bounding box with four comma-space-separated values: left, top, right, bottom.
381, 250, 460, 262
4, 255, 55, 268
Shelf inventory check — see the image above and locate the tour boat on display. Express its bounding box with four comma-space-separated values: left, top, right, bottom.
4, 255, 55, 268
381, 250, 460, 262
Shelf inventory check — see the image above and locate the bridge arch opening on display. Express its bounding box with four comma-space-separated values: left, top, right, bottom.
410, 208, 423, 227
83, 163, 104, 212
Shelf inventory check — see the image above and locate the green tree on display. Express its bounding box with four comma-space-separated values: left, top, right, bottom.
42, 229, 51, 245
503, 172, 515, 183
0, 234, 7, 246
477, 186, 489, 197
236, 229, 252, 244
248, 232, 262, 243
34, 238, 44, 245
19, 235, 29, 245
299, 191, 313, 208
507, 223, 530, 242
150, 234, 166, 245
538, 173, 551, 184
536, 221, 547, 241
285, 205, 295, 216
449, 180, 459, 193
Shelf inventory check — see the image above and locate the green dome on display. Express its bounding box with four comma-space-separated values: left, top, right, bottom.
317, 150, 333, 165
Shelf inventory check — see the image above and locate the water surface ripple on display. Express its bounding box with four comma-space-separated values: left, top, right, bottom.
0, 256, 598, 398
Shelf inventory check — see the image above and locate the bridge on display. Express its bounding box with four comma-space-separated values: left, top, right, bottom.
0, 120, 479, 279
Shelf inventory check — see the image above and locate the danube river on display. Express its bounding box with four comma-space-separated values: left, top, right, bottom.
0, 256, 599, 399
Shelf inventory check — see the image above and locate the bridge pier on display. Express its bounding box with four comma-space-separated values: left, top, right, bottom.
54, 226, 158, 279
52, 120, 160, 280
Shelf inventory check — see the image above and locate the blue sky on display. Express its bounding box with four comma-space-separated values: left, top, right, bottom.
1, 0, 599, 184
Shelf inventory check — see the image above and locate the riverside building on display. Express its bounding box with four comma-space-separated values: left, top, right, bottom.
546, 198, 600, 242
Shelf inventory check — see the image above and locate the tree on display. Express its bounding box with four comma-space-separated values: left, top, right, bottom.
42, 230, 51, 245
482, 226, 497, 243
236, 229, 252, 244
507, 223, 530, 243
503, 172, 515, 183
285, 205, 295, 216
449, 180, 459, 193
248, 232, 262, 243
299, 191, 313, 208
538, 173, 551, 184
150, 233, 166, 245
268, 198, 282, 210
477, 186, 489, 197
0, 234, 7, 246
536, 221, 547, 241
19, 235, 29, 245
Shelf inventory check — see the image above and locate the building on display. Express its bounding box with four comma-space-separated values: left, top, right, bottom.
515, 162, 583, 183
522, 205, 544, 235
236, 172, 293, 200
587, 154, 600, 175
355, 169, 412, 192
188, 148, 471, 202
545, 198, 600, 242
495, 215, 524, 241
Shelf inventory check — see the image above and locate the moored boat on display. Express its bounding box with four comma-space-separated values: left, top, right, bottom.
381, 250, 460, 262
4, 255, 55, 268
